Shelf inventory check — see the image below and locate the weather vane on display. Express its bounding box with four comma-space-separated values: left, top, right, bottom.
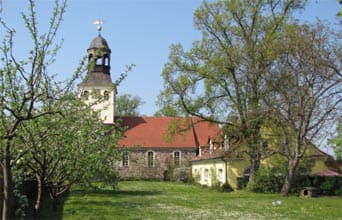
93, 19, 104, 35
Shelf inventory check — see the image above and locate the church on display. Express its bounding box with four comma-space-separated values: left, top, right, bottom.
78, 28, 222, 180
78, 27, 340, 185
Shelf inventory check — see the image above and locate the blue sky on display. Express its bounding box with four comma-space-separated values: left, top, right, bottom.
1, 0, 341, 117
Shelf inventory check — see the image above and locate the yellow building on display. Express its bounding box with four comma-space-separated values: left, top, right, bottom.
191, 136, 336, 190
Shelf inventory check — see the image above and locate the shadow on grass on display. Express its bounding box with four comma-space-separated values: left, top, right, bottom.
26, 191, 70, 220
72, 189, 162, 197
38, 188, 162, 219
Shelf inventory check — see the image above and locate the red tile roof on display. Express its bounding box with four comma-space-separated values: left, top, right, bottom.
117, 116, 222, 148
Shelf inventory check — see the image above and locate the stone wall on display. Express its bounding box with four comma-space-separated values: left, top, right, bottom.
115, 147, 196, 180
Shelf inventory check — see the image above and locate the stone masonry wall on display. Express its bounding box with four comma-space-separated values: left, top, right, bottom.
115, 148, 196, 180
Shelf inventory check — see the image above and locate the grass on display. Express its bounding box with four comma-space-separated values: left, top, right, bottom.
43, 181, 341, 220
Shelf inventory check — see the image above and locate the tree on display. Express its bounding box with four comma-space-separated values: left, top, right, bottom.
17, 94, 123, 216
115, 94, 144, 116
264, 22, 341, 196
158, 0, 305, 185
155, 88, 184, 116
0, 1, 72, 218
329, 118, 342, 160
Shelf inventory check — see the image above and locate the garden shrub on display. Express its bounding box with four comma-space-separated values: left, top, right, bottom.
172, 167, 192, 183
237, 177, 249, 189
247, 166, 284, 193
221, 183, 234, 192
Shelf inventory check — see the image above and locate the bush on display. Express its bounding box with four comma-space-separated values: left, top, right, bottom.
247, 166, 284, 193
237, 177, 249, 190
290, 175, 342, 195
221, 183, 234, 192
172, 167, 193, 183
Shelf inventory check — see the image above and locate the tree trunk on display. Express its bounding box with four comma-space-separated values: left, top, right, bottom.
281, 159, 299, 196
247, 158, 260, 186
34, 175, 43, 219
2, 141, 13, 220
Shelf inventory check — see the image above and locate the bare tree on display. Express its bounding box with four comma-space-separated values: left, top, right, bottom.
264, 22, 342, 196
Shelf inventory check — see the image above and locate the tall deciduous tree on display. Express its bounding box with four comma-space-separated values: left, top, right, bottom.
329, 118, 342, 160
0, 1, 71, 218
158, 0, 305, 185
264, 22, 341, 196
17, 94, 123, 217
115, 94, 144, 116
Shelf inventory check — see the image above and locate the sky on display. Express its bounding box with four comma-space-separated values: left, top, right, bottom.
1, 0, 340, 116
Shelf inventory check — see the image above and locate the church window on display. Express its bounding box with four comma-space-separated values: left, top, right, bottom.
122, 151, 129, 167
82, 90, 89, 100
96, 57, 102, 65
104, 56, 110, 66
104, 91, 109, 100
174, 151, 181, 166
147, 151, 154, 168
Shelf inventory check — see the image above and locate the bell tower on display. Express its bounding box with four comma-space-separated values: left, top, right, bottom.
79, 21, 116, 124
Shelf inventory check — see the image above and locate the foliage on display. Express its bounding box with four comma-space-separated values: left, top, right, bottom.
115, 94, 144, 116
158, 0, 307, 186
16, 94, 124, 203
220, 183, 234, 192
264, 21, 341, 195
247, 166, 285, 193
247, 156, 315, 193
0, 0, 73, 218
329, 118, 342, 160
0, 0, 130, 218
38, 181, 342, 219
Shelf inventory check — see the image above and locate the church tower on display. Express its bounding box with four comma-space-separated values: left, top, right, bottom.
79, 23, 116, 124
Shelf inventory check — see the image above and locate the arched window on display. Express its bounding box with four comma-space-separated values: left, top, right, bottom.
173, 151, 181, 166
104, 56, 110, 66
122, 151, 129, 167
147, 151, 154, 168
96, 57, 102, 65
82, 90, 89, 100
103, 90, 109, 100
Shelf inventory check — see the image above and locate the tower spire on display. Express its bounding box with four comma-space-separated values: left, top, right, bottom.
93, 19, 103, 35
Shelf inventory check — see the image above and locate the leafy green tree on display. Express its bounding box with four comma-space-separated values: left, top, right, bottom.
0, 1, 73, 218
155, 89, 185, 116
158, 0, 305, 185
329, 119, 342, 160
115, 94, 144, 116
264, 22, 341, 196
0, 1, 131, 218
17, 94, 123, 216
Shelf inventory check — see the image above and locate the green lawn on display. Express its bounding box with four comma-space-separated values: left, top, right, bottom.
44, 181, 341, 220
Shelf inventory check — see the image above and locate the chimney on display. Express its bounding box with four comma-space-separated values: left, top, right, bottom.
209, 139, 213, 155
224, 134, 230, 151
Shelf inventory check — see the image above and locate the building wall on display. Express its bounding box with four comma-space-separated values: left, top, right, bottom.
192, 158, 249, 189
192, 160, 226, 187
79, 85, 116, 124
116, 148, 196, 180
227, 159, 250, 189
